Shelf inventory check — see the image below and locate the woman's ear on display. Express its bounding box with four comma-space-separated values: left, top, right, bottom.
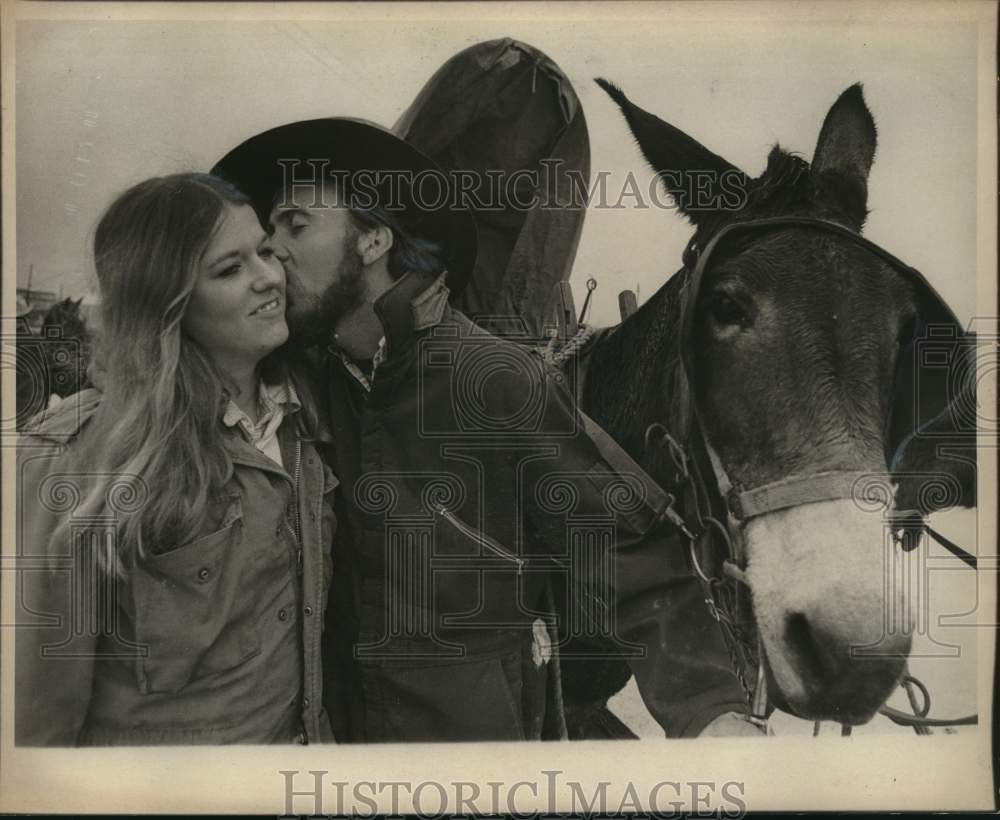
357, 224, 394, 266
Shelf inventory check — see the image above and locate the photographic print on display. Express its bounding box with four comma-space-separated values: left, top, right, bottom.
1, 0, 996, 814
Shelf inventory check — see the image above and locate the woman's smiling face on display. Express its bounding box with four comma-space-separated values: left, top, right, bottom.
183, 203, 288, 371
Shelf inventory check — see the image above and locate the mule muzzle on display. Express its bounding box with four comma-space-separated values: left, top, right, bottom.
744, 496, 916, 725
767, 611, 911, 724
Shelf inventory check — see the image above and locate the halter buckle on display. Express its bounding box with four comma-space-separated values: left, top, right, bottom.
726, 491, 746, 522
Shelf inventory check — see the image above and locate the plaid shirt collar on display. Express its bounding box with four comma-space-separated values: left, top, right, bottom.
330, 269, 449, 393
336, 337, 387, 393
222, 379, 301, 438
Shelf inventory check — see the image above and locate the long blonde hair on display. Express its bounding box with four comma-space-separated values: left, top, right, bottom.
65, 173, 308, 572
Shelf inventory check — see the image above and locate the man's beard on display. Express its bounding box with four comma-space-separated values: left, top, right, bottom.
286, 240, 366, 348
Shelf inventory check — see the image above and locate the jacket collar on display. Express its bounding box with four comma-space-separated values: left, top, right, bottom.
21, 388, 102, 443
23, 385, 321, 486
371, 270, 450, 360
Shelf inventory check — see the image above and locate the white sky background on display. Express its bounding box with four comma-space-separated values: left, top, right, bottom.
13, 6, 984, 328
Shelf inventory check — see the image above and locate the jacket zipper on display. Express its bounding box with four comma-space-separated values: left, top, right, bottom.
285, 438, 312, 743
286, 438, 303, 575
435, 506, 524, 576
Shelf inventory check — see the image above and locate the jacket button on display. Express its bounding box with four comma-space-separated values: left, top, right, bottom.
309, 511, 316, 522
275, 525, 283, 537
278, 608, 288, 621
197, 567, 211, 581
303, 697, 310, 707
304, 605, 313, 616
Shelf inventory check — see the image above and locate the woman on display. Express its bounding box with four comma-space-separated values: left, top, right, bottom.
16, 173, 337, 745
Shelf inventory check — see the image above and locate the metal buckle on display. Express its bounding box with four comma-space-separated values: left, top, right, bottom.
726, 491, 745, 521
643, 422, 690, 485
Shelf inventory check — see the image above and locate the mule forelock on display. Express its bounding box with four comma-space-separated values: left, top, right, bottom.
691, 147, 868, 252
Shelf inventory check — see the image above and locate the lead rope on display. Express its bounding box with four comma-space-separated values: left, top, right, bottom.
537, 324, 596, 369
816, 670, 937, 736
901, 673, 931, 736
748, 643, 769, 731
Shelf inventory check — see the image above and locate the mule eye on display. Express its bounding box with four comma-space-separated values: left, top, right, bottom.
707, 292, 746, 326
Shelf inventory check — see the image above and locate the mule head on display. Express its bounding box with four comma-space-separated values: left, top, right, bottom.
599, 80, 921, 724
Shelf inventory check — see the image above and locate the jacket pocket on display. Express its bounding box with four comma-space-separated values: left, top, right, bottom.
367, 645, 526, 742
132, 495, 261, 695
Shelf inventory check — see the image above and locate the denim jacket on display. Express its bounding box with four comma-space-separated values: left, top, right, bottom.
15, 389, 338, 745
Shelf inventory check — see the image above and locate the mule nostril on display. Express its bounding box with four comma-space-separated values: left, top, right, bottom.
784, 611, 834, 684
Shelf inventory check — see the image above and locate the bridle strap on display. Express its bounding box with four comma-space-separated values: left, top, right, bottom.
728, 470, 879, 522
684, 215, 958, 324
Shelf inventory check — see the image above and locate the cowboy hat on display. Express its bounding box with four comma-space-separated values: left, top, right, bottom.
211, 118, 477, 294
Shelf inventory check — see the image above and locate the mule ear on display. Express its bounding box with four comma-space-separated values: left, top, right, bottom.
812, 84, 877, 223
595, 78, 744, 225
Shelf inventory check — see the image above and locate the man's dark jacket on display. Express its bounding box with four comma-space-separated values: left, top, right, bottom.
320, 269, 746, 742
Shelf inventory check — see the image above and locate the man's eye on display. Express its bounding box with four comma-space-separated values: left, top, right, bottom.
290, 221, 307, 236
258, 247, 275, 260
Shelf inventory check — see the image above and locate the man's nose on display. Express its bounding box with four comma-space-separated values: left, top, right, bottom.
270, 237, 290, 263
253, 253, 285, 290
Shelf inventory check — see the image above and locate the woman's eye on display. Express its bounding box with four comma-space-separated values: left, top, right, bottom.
257, 246, 275, 260
708, 292, 746, 326
290, 221, 307, 236
218, 263, 242, 278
